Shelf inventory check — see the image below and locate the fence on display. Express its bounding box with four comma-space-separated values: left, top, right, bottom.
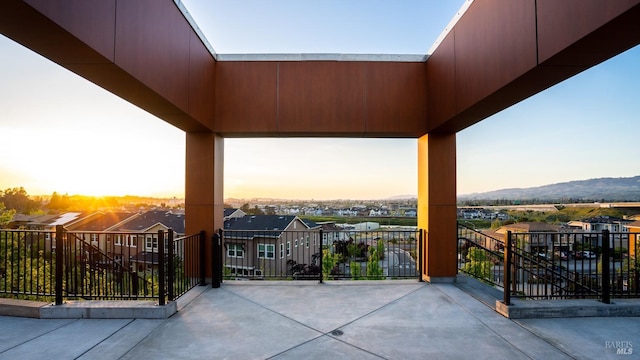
219, 228, 420, 281
457, 223, 505, 288
456, 223, 640, 303
0, 227, 207, 305
504, 229, 639, 304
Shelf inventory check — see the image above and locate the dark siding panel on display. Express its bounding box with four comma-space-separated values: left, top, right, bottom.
453, 0, 537, 115
115, 0, 191, 113
214, 62, 278, 134
188, 31, 216, 129
24, 0, 116, 62
366, 62, 427, 136
426, 30, 456, 133
278, 62, 366, 135
537, 0, 640, 64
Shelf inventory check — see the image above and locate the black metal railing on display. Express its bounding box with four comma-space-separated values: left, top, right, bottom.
0, 229, 56, 300
504, 230, 639, 304
456, 223, 640, 303
457, 223, 505, 288
171, 231, 207, 299
219, 228, 419, 281
0, 227, 207, 304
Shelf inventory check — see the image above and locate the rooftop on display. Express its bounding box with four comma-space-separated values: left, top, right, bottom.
1, 281, 638, 359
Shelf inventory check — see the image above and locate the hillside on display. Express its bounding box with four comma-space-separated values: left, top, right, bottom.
458, 176, 640, 202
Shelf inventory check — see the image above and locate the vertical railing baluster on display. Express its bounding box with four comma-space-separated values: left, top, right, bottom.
199, 230, 206, 286
602, 229, 610, 304
212, 230, 222, 288
419, 229, 424, 282
318, 229, 323, 283
167, 229, 174, 302
158, 230, 165, 306
55, 225, 64, 305
504, 231, 512, 306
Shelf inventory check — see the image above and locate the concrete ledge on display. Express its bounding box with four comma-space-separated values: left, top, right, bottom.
496, 298, 640, 319
0, 298, 49, 318
40, 300, 177, 319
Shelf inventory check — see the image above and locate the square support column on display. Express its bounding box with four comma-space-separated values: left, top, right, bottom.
417, 133, 457, 282
185, 132, 224, 278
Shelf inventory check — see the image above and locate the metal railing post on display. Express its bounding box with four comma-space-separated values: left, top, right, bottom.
318, 229, 323, 284
132, 271, 138, 299
158, 230, 165, 306
167, 229, 175, 302
199, 230, 206, 286
212, 230, 221, 288
419, 229, 424, 282
602, 230, 611, 304
55, 225, 64, 305
504, 231, 512, 305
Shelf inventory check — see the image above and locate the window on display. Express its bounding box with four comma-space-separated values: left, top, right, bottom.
280, 243, 284, 258
126, 235, 137, 247
306, 236, 310, 248
286, 241, 291, 256
145, 235, 158, 251
228, 244, 245, 258
295, 239, 298, 247
115, 235, 122, 246
258, 244, 275, 259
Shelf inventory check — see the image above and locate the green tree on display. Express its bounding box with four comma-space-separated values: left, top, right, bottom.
0, 187, 38, 213
366, 250, 384, 280
463, 247, 492, 280
48, 192, 71, 210
0, 203, 16, 227
322, 249, 338, 279
350, 261, 361, 280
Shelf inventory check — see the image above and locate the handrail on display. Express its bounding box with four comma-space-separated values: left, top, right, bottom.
1, 227, 207, 304
458, 222, 640, 301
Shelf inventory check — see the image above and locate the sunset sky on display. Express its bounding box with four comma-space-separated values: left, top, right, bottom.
1, 1, 639, 200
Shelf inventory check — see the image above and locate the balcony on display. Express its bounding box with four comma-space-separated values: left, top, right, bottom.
1, 281, 639, 358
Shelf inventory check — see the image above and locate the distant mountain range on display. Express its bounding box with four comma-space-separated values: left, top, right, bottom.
458, 176, 640, 202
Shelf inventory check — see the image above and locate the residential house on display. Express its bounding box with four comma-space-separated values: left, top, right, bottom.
317, 222, 350, 246
224, 208, 246, 220
13, 212, 93, 251
567, 216, 632, 249
624, 220, 640, 258
495, 222, 562, 253
222, 215, 320, 278
113, 210, 186, 272
66, 212, 138, 268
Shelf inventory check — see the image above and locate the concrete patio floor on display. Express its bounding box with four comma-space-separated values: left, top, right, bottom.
0, 281, 638, 359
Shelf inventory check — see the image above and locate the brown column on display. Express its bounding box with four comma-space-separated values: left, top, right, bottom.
417, 133, 457, 282
185, 132, 224, 278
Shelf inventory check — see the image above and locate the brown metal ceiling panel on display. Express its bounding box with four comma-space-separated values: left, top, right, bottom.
214, 62, 278, 134
278, 62, 366, 135
0, 0, 111, 65
365, 62, 428, 137
453, 0, 537, 117
537, 0, 640, 65
24, 0, 116, 62
188, 31, 216, 129
425, 30, 457, 133
114, 0, 191, 114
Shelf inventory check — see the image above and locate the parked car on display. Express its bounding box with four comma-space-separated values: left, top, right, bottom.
581, 251, 597, 259
553, 250, 568, 260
